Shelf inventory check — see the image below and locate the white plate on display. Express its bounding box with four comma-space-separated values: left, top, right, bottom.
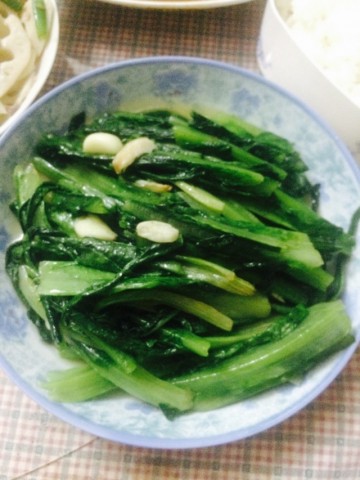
0, 57, 359, 449
93, 0, 253, 10
0, 0, 59, 136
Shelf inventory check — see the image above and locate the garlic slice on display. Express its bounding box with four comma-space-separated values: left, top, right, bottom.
83, 132, 123, 155
136, 220, 179, 243
112, 137, 155, 174
74, 215, 117, 241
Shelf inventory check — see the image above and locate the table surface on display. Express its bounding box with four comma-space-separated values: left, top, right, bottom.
1, 0, 360, 478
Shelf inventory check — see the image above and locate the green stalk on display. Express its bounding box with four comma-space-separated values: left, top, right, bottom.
58, 322, 194, 412
97, 289, 234, 331
194, 108, 262, 137
175, 181, 225, 214
13, 163, 46, 207
205, 319, 274, 348
172, 124, 283, 178
72, 341, 193, 412
43, 365, 116, 402
102, 363, 193, 413
37, 261, 116, 296
172, 300, 354, 411
191, 290, 271, 321
32, 0, 47, 39
161, 328, 210, 357
18, 265, 47, 321
196, 215, 324, 269
159, 255, 255, 296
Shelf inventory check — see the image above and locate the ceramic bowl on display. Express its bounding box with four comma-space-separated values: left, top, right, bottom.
257, 0, 360, 163
0, 57, 359, 449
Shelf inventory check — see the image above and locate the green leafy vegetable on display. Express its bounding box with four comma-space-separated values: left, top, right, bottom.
5, 107, 359, 417
172, 300, 354, 411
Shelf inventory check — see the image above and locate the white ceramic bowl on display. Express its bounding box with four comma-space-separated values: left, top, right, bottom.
0, 0, 59, 136
0, 57, 360, 449
257, 0, 360, 163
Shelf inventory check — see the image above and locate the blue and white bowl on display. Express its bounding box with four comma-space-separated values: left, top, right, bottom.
0, 57, 359, 449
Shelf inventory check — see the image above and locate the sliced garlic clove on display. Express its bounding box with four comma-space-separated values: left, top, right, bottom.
136, 220, 179, 243
112, 137, 155, 174
74, 215, 117, 241
134, 179, 172, 193
82, 132, 123, 155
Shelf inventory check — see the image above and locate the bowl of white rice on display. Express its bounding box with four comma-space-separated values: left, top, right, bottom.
257, 0, 360, 163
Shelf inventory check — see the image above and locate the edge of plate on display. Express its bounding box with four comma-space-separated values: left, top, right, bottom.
92, 0, 253, 10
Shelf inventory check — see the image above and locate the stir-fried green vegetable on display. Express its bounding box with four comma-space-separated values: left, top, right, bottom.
5, 107, 359, 417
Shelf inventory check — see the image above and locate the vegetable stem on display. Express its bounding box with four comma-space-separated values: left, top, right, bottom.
173, 301, 354, 410
97, 289, 234, 331
32, 0, 48, 39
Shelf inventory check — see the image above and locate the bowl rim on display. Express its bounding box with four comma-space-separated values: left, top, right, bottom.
0, 56, 359, 449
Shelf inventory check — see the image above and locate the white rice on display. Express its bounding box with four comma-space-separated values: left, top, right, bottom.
276, 0, 360, 107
